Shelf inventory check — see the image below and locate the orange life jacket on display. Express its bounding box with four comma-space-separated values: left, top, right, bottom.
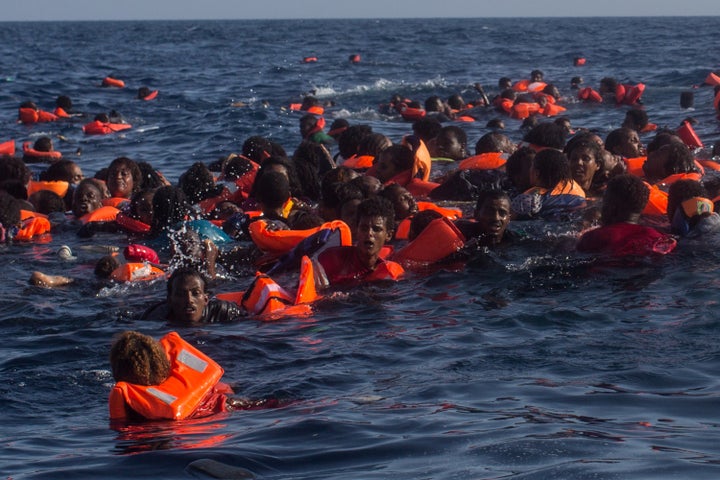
18, 107, 58, 124
82, 120, 132, 135
249, 219, 352, 256
141, 90, 159, 101
108, 332, 224, 421
704, 72, 720, 87
23, 141, 62, 160
343, 154, 375, 169
16, 210, 51, 241
394, 202, 462, 240
79, 205, 120, 224
676, 121, 703, 149
510, 102, 541, 119
399, 104, 426, 121
458, 152, 507, 170
392, 217, 466, 267
54, 107, 71, 118
26, 180, 69, 198
615, 83, 645, 105
624, 156, 647, 177
540, 102, 567, 117
102, 76, 125, 88
643, 182, 668, 216
110, 263, 165, 283
0, 139, 15, 156
513, 79, 545, 93
102, 197, 130, 208
578, 87, 603, 103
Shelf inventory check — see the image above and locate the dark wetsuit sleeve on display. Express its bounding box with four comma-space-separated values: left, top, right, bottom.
203, 299, 246, 323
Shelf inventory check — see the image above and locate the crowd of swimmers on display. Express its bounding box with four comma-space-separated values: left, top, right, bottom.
3, 67, 720, 423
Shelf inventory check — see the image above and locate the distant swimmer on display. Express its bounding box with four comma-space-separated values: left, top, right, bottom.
137, 86, 158, 101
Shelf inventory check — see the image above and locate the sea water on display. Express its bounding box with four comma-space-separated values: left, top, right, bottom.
1, 17, 720, 479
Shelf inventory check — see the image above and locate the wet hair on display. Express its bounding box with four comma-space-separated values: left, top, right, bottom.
623, 109, 649, 131
565, 137, 604, 166
328, 118, 350, 137
287, 209, 324, 229
0, 180, 27, 201
358, 133, 391, 157
338, 125, 373, 160
381, 144, 415, 172
601, 174, 649, 225
166, 266, 207, 297
475, 190, 511, 218
178, 162, 220, 204
660, 143, 698, 176
137, 162, 165, 190
0, 156, 32, 185
28, 190, 66, 215
94, 113, 110, 123
498, 77, 512, 89
55, 95, 72, 111
137, 87, 151, 99
94, 254, 121, 278
356, 196, 395, 234
292, 141, 328, 201
347, 175, 382, 198
40, 160, 79, 183
486, 118, 505, 130
299, 114, 321, 138
242, 136, 273, 163
250, 155, 301, 199
532, 149, 572, 190
424, 95, 444, 112
20, 101, 38, 110
150, 185, 190, 236
447, 94, 466, 110
599, 77, 618, 93
412, 117, 442, 144
646, 131, 683, 154
255, 170, 290, 210
570, 76, 583, 88
564, 131, 601, 155
408, 209, 442, 241
108, 157, 143, 195
523, 122, 566, 150
475, 132, 513, 155
223, 155, 255, 181
667, 179, 707, 223
32, 136, 53, 152
605, 128, 637, 156
530, 69, 544, 81
505, 146, 536, 190
300, 95, 320, 110
110, 331, 171, 386
0, 191, 21, 229
436, 125, 468, 158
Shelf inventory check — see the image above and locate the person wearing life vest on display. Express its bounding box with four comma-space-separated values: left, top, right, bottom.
18, 101, 58, 124
72, 178, 106, 219
141, 267, 245, 324
667, 179, 720, 237
313, 197, 403, 288
622, 108, 657, 133
108, 330, 237, 422
0, 191, 21, 244
369, 143, 439, 198
22, 136, 62, 163
566, 136, 608, 197
299, 113, 334, 146
456, 190, 513, 250
105, 156, 142, 206
137, 86, 159, 101
605, 127, 644, 161
577, 175, 676, 256
511, 149, 587, 219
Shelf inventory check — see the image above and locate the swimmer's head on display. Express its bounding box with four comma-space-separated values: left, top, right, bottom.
110, 331, 171, 385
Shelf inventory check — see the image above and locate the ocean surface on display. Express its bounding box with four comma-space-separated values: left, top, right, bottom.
2, 17, 720, 479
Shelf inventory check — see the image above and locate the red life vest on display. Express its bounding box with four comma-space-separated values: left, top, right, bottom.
23, 142, 62, 161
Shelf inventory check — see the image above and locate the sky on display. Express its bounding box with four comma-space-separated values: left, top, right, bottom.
4, 0, 720, 21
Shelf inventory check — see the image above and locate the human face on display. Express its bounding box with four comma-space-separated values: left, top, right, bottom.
432, 132, 466, 160
389, 188, 418, 220
107, 164, 134, 198
72, 183, 103, 217
474, 197, 511, 245
569, 147, 600, 190
355, 214, 391, 269
133, 192, 154, 225
621, 131, 643, 158
69, 164, 84, 185
168, 275, 209, 324
374, 152, 397, 183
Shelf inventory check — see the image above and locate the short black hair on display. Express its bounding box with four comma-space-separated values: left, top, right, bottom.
356, 196, 395, 233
